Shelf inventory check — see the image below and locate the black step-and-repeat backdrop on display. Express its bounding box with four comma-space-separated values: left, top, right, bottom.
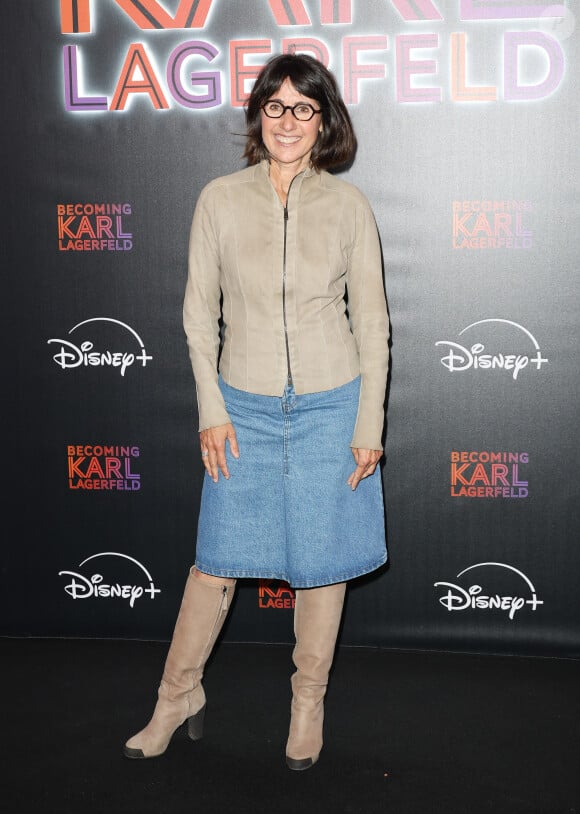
3, 1, 579, 657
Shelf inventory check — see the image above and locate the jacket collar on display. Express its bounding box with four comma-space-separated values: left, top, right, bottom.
258, 158, 318, 182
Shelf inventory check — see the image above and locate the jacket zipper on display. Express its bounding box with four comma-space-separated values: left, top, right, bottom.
282, 172, 303, 387
282, 202, 292, 386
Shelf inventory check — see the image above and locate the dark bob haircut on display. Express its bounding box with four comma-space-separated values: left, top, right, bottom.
243, 53, 357, 171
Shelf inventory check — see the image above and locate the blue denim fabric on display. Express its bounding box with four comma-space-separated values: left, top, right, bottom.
195, 375, 387, 588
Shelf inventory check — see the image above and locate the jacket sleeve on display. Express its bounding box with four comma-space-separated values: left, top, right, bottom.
183, 185, 232, 431
346, 194, 390, 450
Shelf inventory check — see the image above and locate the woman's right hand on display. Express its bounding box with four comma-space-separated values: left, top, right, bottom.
199, 423, 239, 482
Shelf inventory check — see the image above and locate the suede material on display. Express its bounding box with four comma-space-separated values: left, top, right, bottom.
124, 569, 235, 758
286, 582, 346, 765
183, 161, 390, 451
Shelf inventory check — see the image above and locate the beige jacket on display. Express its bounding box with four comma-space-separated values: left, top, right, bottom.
183, 160, 389, 450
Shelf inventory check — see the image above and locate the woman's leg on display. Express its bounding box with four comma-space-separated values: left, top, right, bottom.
123, 567, 236, 759
286, 581, 347, 770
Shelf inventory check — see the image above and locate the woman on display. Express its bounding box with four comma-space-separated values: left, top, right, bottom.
124, 53, 389, 770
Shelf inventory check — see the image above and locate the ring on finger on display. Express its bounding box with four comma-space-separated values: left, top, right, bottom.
201, 451, 209, 458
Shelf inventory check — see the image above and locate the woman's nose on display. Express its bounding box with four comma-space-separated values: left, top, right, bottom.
280, 109, 296, 128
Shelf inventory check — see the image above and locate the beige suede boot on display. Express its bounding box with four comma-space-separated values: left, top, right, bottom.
123, 568, 235, 759
286, 582, 347, 771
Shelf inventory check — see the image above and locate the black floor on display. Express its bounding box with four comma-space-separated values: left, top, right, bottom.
4, 638, 579, 814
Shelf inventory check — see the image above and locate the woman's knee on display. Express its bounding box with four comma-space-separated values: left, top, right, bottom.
191, 566, 236, 588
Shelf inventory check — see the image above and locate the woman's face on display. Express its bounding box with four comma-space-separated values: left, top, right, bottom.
260, 78, 322, 174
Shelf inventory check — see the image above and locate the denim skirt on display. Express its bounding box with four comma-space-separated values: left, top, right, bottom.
194, 375, 387, 588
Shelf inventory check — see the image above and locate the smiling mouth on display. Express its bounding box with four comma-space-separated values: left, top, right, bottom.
275, 135, 301, 144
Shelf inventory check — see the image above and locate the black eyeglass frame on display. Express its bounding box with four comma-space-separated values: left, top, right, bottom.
260, 101, 323, 121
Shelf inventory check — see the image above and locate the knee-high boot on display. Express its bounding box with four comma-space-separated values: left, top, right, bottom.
286, 582, 347, 771
123, 568, 236, 759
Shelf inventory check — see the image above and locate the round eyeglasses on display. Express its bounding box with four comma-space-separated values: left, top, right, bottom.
261, 101, 322, 121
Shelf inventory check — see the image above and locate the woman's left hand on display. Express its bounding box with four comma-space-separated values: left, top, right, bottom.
347, 448, 382, 491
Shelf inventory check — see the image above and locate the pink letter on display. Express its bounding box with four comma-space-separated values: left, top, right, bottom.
230, 40, 272, 107
396, 34, 441, 102
267, 0, 311, 25
461, 1, 565, 21
282, 38, 330, 65
504, 32, 564, 101
391, 0, 442, 21
343, 36, 388, 105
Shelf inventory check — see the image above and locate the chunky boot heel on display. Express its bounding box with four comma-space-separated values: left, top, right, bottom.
285, 582, 346, 771
187, 703, 206, 741
123, 570, 235, 759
